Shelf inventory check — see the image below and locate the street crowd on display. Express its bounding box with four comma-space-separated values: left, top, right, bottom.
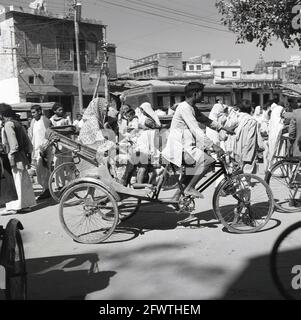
0, 82, 299, 214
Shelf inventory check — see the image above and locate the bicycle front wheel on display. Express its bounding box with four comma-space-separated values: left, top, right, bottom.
213, 173, 274, 233
265, 159, 301, 213
270, 221, 301, 300
5, 229, 27, 300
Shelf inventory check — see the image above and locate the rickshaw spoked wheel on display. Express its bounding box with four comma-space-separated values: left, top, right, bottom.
59, 182, 119, 244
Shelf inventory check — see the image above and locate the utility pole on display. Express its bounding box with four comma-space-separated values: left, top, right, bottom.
93, 26, 109, 106
73, 0, 84, 113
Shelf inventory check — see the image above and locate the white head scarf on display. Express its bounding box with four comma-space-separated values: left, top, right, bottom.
139, 102, 161, 127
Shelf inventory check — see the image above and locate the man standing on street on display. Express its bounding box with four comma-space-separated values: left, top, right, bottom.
28, 105, 52, 200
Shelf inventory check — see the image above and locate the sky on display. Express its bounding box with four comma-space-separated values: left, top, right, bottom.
1, 0, 300, 73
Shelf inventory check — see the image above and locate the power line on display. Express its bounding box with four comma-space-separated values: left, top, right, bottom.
89, 0, 229, 33
122, 0, 222, 26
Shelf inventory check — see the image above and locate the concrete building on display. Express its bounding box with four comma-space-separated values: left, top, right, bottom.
216, 76, 281, 107
212, 59, 242, 82
129, 52, 183, 79
0, 5, 117, 118
265, 61, 286, 75
183, 53, 212, 75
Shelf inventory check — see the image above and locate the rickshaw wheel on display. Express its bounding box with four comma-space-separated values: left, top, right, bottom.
59, 182, 119, 244
5, 229, 27, 300
49, 162, 79, 203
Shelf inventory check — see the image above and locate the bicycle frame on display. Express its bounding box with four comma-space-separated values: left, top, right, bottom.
196, 161, 227, 194
152, 159, 229, 202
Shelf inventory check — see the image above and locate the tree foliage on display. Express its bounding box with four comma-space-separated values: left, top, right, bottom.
215, 0, 301, 50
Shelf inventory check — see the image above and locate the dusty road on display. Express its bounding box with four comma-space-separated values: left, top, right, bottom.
0, 170, 301, 300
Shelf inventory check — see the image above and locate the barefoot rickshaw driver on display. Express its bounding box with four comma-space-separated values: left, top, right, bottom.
162, 82, 235, 202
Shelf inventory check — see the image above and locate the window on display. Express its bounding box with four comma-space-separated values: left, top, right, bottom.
28, 75, 34, 84
232, 71, 237, 77
87, 41, 98, 64
221, 71, 225, 79
57, 37, 71, 61
196, 65, 202, 71
152, 68, 158, 77
189, 65, 194, 71
168, 66, 174, 76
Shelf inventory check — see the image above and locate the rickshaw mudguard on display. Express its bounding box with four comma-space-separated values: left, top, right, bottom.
62, 177, 121, 202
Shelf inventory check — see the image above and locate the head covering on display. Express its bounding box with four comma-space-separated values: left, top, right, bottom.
79, 97, 108, 145
270, 105, 284, 125
107, 106, 118, 119
254, 106, 262, 117
268, 104, 285, 162
139, 102, 161, 127
82, 97, 107, 126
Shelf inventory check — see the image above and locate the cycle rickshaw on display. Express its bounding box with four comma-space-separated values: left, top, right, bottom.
0, 219, 27, 300
47, 126, 275, 244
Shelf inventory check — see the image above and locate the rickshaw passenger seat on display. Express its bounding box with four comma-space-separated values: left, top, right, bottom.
132, 183, 154, 189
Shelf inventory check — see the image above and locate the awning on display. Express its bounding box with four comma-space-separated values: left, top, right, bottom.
280, 83, 301, 95
11, 102, 57, 111
281, 89, 301, 98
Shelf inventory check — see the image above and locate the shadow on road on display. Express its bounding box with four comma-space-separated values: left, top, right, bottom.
103, 200, 281, 244
217, 250, 291, 300
104, 203, 220, 244
26, 253, 116, 300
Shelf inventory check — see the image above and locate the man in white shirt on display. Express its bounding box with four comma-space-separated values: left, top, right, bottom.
28, 105, 52, 200
163, 82, 234, 200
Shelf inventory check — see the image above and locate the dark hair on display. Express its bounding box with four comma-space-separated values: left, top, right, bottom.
31, 104, 42, 112
238, 99, 252, 114
184, 82, 205, 98
0, 103, 15, 118
125, 108, 135, 116
52, 102, 63, 112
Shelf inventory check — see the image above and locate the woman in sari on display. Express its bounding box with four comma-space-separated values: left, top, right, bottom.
134, 102, 162, 184
78, 97, 117, 180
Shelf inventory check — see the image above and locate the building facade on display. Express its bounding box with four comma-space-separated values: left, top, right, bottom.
212, 59, 242, 82
183, 54, 212, 75
0, 6, 117, 118
129, 52, 183, 79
